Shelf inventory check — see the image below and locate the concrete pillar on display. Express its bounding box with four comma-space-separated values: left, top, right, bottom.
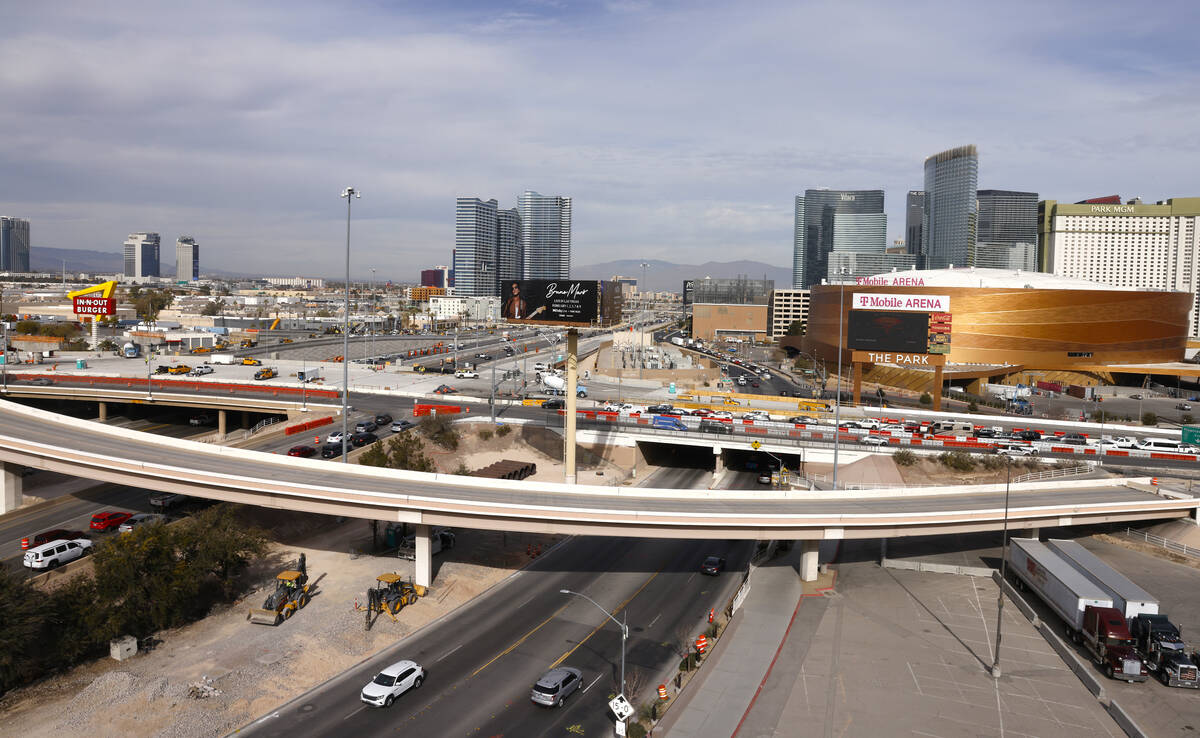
98, 401, 107, 422
1, 462, 23, 514
218, 409, 227, 440
1026, 527, 1040, 541
414, 524, 432, 588
800, 539, 820, 582
880, 538, 888, 562
932, 365, 944, 412
965, 377, 983, 395
712, 446, 724, 484
241, 411, 249, 429
565, 329, 578, 484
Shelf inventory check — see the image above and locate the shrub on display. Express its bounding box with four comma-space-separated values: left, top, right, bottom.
919, 392, 932, 406
1183, 414, 1195, 426
626, 724, 648, 738
1142, 412, 1158, 426
421, 414, 460, 450
496, 424, 513, 437
478, 429, 493, 441
967, 402, 978, 413
937, 451, 975, 472
892, 448, 917, 466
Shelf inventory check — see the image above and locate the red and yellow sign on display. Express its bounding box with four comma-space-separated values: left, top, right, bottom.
68, 281, 118, 317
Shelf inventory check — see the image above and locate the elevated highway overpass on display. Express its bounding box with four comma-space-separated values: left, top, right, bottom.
1, 399, 1196, 586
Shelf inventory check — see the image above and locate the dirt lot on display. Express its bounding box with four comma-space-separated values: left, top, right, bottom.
0, 426, 572, 738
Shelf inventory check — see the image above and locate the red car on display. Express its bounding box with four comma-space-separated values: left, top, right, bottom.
287, 445, 316, 458
25, 529, 89, 550
90, 511, 133, 532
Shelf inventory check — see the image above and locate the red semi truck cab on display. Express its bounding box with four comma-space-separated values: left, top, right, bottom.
1082, 605, 1148, 683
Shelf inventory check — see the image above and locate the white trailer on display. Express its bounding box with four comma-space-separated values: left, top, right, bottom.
1008, 538, 1112, 633
1046, 539, 1159, 621
208, 353, 237, 365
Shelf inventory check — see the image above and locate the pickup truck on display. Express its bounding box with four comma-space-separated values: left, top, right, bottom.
397, 528, 455, 560
254, 367, 278, 381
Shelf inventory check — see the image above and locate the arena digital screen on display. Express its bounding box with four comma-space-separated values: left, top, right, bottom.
847, 310, 930, 353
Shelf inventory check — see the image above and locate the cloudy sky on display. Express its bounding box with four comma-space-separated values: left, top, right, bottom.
2, 0, 1197, 281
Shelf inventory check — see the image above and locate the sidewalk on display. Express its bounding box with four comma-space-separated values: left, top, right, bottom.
656, 544, 835, 738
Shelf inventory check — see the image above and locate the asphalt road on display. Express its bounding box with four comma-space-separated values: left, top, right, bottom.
239, 468, 750, 738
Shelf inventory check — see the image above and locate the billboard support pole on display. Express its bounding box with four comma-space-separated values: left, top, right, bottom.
932, 365, 943, 411
565, 328, 578, 484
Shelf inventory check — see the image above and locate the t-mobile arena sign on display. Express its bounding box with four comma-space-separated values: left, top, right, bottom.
851, 293, 950, 312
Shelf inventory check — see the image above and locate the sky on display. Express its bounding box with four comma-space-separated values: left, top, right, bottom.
2, 0, 1198, 281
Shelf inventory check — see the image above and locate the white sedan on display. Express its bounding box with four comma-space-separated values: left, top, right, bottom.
861, 435, 890, 446
361, 659, 425, 708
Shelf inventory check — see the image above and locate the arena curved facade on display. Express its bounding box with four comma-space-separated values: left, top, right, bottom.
801, 268, 1191, 369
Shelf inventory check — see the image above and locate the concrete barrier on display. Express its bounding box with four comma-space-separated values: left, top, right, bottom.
1037, 620, 1105, 698
1106, 699, 1150, 738
882, 558, 995, 577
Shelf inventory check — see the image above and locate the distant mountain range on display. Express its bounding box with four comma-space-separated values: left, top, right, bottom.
574, 259, 790, 292
28, 247, 791, 291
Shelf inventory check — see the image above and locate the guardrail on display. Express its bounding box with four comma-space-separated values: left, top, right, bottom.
1122, 527, 1200, 560
1012, 465, 1093, 484
250, 417, 280, 435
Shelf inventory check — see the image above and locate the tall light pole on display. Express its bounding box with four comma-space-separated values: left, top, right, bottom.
639, 262, 649, 379
340, 187, 360, 462
832, 266, 849, 489
370, 267, 377, 362
560, 589, 628, 702
992, 456, 1012, 678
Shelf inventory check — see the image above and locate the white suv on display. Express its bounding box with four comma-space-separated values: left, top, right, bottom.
23, 538, 93, 569
361, 660, 425, 707
454, 370, 479, 379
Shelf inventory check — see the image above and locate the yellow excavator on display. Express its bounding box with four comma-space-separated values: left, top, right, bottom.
248, 555, 313, 626
356, 573, 425, 631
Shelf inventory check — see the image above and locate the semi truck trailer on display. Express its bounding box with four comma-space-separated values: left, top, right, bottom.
1046, 539, 1159, 620
1008, 538, 1147, 683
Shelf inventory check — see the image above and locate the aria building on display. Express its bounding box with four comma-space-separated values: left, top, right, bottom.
972, 189, 1038, 271
123, 232, 160, 278
519, 190, 572, 280
0, 216, 31, 272
922, 145, 978, 270
175, 236, 199, 282
792, 189, 885, 288
453, 198, 521, 297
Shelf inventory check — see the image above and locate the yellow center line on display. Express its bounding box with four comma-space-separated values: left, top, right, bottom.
550, 570, 660, 668
470, 601, 573, 678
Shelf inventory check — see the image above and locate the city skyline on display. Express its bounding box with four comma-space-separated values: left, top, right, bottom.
1, 2, 1198, 280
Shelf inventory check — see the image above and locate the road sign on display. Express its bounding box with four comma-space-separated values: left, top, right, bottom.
609, 694, 635, 721
751, 441, 761, 450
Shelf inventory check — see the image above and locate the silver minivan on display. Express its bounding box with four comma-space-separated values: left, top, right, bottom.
530, 667, 582, 707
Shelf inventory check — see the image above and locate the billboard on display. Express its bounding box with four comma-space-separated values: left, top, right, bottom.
682, 280, 695, 305
501, 280, 602, 326
847, 310, 929, 353
72, 296, 116, 316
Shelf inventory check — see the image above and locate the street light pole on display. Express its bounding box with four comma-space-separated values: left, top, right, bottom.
560, 589, 628, 701
833, 266, 849, 489
992, 456, 1012, 678
639, 262, 649, 380
340, 187, 360, 463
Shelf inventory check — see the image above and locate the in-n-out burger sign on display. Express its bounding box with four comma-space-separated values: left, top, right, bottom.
852, 293, 950, 312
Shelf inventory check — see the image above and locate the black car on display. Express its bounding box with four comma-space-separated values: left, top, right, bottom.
374, 413, 393, 426
700, 556, 726, 576
543, 399, 565, 410
503, 346, 515, 355
700, 419, 733, 435
154, 366, 171, 375
973, 428, 998, 439
1012, 430, 1041, 441
320, 443, 345, 459
350, 432, 379, 448
647, 403, 674, 414
1058, 432, 1088, 445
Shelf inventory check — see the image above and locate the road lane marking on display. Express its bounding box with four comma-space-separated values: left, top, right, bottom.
471, 601, 573, 678
516, 593, 537, 610
582, 674, 603, 693
648, 612, 661, 628
435, 644, 463, 662
550, 570, 660, 668
342, 706, 366, 720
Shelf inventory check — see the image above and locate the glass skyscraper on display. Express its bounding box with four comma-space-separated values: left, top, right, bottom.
792, 189, 885, 288
922, 145, 978, 269
123, 232, 160, 278
175, 236, 199, 282
519, 190, 572, 280
905, 191, 924, 258
0, 217, 30, 272
455, 198, 524, 296
976, 189, 1038, 247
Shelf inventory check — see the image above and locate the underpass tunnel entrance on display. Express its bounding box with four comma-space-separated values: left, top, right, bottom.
638, 441, 717, 470
723, 448, 806, 474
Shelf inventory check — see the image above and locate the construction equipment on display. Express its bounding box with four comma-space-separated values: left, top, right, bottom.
248, 556, 312, 626
357, 573, 425, 631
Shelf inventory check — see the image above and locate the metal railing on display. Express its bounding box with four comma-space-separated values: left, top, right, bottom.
1122, 527, 1200, 560
1012, 464, 1092, 484
250, 416, 280, 435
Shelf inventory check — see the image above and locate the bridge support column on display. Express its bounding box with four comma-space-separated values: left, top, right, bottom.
218, 410, 227, 440
932, 365, 944, 412
414, 524, 432, 589
1, 462, 23, 514
565, 328, 578, 484
712, 447, 724, 484
852, 362, 862, 407
1026, 527, 1040, 541
800, 540, 820, 582
98, 401, 107, 422
241, 411, 249, 429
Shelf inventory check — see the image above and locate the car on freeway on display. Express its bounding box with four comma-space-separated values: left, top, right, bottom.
756, 471, 773, 484
689, 408, 712, 417
710, 410, 733, 420
90, 511, 133, 532
287, 445, 316, 458
326, 431, 345, 444
1057, 433, 1088, 445
188, 365, 214, 377
350, 432, 378, 448
1130, 393, 1143, 400
26, 529, 89, 550
1178, 403, 1193, 411
861, 435, 890, 446
354, 420, 378, 433
474, 353, 493, 361
361, 660, 425, 708
149, 492, 188, 510
699, 419, 732, 434
374, 413, 393, 426
647, 403, 675, 414
118, 513, 167, 533
995, 444, 1038, 456
26, 377, 53, 386
700, 555, 727, 575
390, 419, 416, 433
189, 412, 215, 426
542, 398, 565, 410
750, 381, 760, 388
1113, 436, 1139, 449
454, 370, 479, 379
320, 443, 345, 459
24, 538, 93, 569
1011, 430, 1041, 441
742, 411, 769, 421
530, 667, 583, 708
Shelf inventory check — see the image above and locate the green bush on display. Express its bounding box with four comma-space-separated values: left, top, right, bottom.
892, 448, 917, 466
420, 415, 460, 450
496, 424, 513, 437
1142, 412, 1158, 426
919, 392, 932, 406
1183, 414, 1195, 426
937, 451, 975, 472
626, 723, 648, 738
967, 402, 978, 413
478, 429, 493, 441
